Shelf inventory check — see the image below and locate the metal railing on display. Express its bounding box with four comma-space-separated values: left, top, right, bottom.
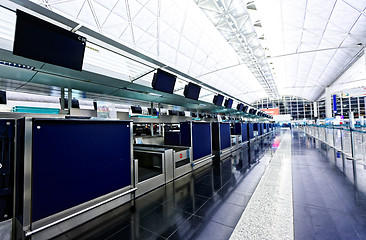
299, 124, 366, 163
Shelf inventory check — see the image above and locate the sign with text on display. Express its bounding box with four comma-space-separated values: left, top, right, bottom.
260, 108, 279, 115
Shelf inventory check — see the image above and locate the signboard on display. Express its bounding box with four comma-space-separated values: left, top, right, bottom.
333, 95, 337, 114
260, 108, 279, 115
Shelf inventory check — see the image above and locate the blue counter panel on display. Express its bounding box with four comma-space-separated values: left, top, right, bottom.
253, 123, 258, 131
248, 123, 254, 139
180, 122, 191, 147
0, 119, 15, 222
31, 119, 131, 222
164, 131, 180, 145
234, 123, 241, 135
220, 123, 231, 150
192, 123, 211, 160
241, 123, 248, 142
257, 123, 262, 136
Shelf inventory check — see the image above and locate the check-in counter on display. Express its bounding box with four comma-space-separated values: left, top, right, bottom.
133, 144, 191, 196
180, 122, 213, 170
15, 118, 135, 240
212, 122, 232, 159
234, 122, 250, 146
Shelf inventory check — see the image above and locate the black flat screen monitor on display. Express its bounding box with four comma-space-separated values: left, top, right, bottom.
224, 98, 233, 109
169, 110, 178, 116
192, 113, 198, 118
13, 10, 86, 71
178, 111, 185, 116
199, 113, 205, 118
152, 69, 176, 94
237, 103, 243, 111
243, 105, 248, 113
148, 108, 158, 116
60, 99, 79, 109
183, 82, 201, 100
131, 106, 142, 114
0, 91, 6, 104
213, 94, 224, 106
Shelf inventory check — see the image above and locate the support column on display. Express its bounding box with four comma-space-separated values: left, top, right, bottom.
60, 88, 65, 110
68, 88, 72, 115
313, 102, 318, 118
325, 87, 332, 118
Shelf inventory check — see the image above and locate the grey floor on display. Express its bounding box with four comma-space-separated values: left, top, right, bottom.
292, 129, 366, 240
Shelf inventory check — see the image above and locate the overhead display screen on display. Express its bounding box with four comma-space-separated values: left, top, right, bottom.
13, 10, 86, 71
183, 82, 201, 100
152, 69, 177, 94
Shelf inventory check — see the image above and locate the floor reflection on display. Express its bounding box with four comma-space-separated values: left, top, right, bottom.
55, 132, 280, 240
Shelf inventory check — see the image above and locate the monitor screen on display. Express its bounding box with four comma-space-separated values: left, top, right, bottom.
183, 82, 201, 100
169, 110, 178, 116
192, 112, 198, 118
152, 69, 177, 94
148, 108, 158, 116
60, 99, 79, 109
237, 103, 244, 112
131, 106, 142, 114
224, 98, 233, 108
13, 10, 86, 71
243, 105, 248, 113
213, 94, 224, 106
0, 91, 6, 104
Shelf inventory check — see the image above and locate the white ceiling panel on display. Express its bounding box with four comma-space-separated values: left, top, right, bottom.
256, 0, 366, 101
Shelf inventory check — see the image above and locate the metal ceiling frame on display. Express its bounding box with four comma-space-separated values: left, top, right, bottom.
195, 0, 279, 99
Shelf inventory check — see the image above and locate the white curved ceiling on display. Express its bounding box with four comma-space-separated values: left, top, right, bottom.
21, 0, 366, 103
255, 0, 366, 101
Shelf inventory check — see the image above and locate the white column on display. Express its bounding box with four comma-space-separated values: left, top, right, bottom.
325, 87, 332, 118
313, 102, 318, 118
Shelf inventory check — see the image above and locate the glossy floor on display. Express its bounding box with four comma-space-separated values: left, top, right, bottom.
292, 129, 366, 240
54, 132, 278, 240
55, 129, 366, 240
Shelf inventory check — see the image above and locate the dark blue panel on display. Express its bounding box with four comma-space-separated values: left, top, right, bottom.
0, 120, 14, 139
253, 123, 258, 131
164, 132, 180, 145
31, 119, 131, 222
258, 123, 263, 136
248, 124, 254, 139
234, 123, 241, 135
180, 122, 191, 147
219, 123, 231, 150
192, 123, 211, 160
241, 123, 248, 142
0, 119, 15, 221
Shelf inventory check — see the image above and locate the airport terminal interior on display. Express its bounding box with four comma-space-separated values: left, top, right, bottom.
0, 0, 366, 239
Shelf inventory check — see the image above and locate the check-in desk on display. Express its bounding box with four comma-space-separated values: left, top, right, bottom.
133, 144, 191, 196
234, 122, 250, 146
15, 118, 135, 240
212, 122, 232, 159
180, 122, 213, 170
